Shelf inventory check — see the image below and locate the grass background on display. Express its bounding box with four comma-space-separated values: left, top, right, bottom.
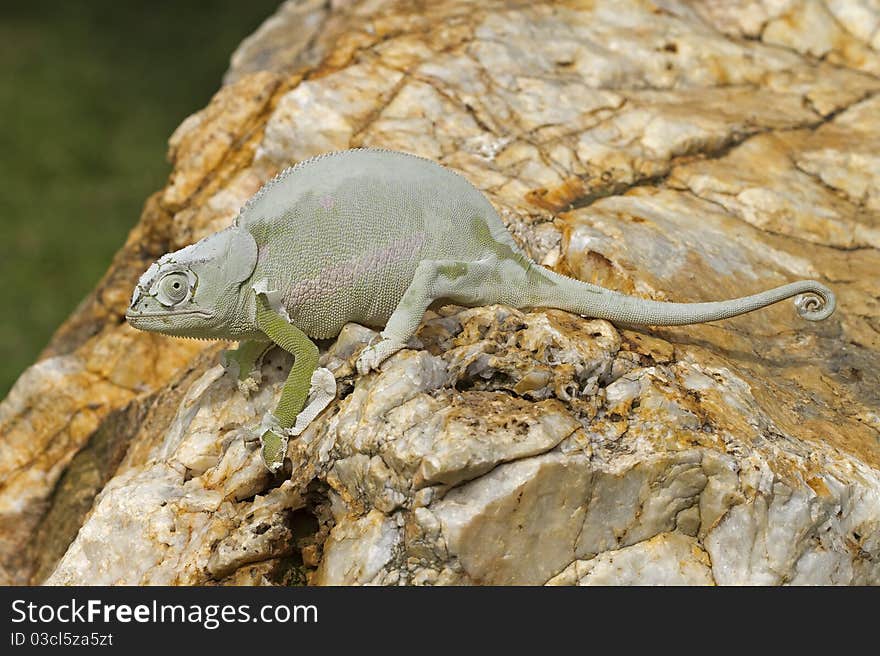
0, 0, 280, 397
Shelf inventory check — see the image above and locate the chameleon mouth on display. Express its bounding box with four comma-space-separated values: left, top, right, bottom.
126, 309, 214, 321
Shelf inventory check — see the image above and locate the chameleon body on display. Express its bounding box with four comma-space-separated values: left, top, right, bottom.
126, 148, 836, 470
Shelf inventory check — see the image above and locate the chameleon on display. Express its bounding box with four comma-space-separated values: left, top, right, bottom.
126, 148, 836, 472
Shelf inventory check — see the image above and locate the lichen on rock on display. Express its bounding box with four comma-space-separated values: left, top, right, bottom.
3, 0, 880, 585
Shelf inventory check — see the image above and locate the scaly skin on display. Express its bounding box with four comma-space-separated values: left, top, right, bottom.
126, 148, 836, 470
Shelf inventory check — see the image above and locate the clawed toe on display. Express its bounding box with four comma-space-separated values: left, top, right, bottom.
355, 338, 404, 375
260, 429, 288, 473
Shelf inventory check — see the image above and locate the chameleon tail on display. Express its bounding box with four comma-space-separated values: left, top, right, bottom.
530, 268, 835, 325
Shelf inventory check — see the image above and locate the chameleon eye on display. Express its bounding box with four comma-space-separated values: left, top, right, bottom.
156, 272, 191, 306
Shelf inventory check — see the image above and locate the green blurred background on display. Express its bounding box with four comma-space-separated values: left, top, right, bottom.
0, 0, 280, 397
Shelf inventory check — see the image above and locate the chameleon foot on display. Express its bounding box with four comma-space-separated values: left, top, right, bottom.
254, 412, 287, 473
255, 368, 337, 472
356, 338, 405, 375
260, 429, 288, 474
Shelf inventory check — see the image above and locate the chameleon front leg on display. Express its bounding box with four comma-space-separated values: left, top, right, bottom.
221, 338, 272, 393
254, 293, 320, 472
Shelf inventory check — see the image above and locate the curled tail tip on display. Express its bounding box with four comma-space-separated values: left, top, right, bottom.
794, 281, 836, 321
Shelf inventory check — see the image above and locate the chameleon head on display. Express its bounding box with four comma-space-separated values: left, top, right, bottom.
126, 227, 258, 339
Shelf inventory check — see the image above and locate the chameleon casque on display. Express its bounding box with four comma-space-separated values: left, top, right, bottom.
126, 148, 836, 472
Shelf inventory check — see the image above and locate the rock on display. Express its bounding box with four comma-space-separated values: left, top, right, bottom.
688, 0, 880, 76
2, 0, 879, 586
546, 532, 715, 586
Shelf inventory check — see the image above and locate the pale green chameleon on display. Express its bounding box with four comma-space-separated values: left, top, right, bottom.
126, 148, 836, 471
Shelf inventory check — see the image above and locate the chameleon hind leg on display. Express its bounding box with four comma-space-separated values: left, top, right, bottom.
357, 258, 506, 374
254, 293, 322, 472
